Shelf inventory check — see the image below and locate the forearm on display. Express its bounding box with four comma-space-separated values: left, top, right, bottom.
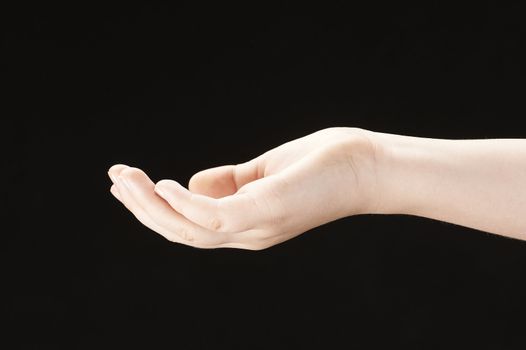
368, 131, 526, 240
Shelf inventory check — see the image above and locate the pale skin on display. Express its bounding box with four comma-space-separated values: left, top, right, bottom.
108, 127, 526, 250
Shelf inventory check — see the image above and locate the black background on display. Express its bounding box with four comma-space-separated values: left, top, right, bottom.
3, 1, 526, 349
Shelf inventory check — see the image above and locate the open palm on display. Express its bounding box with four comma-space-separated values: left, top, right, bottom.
108, 127, 377, 250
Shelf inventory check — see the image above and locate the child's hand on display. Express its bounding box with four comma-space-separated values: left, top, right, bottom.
108, 127, 379, 250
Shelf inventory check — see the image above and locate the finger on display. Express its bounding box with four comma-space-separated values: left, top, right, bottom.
114, 173, 205, 247
108, 164, 128, 203
188, 158, 262, 198
110, 165, 266, 249
155, 174, 285, 234
110, 165, 271, 249
110, 184, 122, 201
108, 164, 129, 184
117, 167, 232, 248
109, 166, 189, 245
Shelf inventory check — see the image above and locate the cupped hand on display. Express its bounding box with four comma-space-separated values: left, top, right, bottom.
108, 127, 378, 250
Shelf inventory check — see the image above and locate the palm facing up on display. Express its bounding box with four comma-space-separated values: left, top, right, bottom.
108, 127, 377, 250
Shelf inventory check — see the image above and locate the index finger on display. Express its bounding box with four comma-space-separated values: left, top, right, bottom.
155, 174, 286, 234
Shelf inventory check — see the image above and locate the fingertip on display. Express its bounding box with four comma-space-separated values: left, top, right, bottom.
187, 172, 200, 192
155, 179, 173, 188
187, 167, 218, 189
110, 184, 122, 201
108, 172, 117, 184
108, 163, 129, 173
156, 179, 186, 191
188, 163, 260, 198
119, 166, 153, 183
108, 164, 130, 183
153, 180, 169, 197
155, 179, 189, 199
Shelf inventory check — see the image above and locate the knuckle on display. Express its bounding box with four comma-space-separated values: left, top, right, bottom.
208, 198, 233, 232
171, 226, 227, 249
208, 216, 223, 231
175, 226, 194, 242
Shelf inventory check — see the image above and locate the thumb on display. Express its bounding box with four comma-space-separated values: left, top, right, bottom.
188, 160, 262, 198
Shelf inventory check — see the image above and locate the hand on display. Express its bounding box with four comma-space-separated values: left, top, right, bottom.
107, 127, 379, 250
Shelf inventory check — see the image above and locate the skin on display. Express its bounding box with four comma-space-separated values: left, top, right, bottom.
108, 127, 526, 250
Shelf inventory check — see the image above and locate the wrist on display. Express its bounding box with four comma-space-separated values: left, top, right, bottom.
336, 127, 385, 216
367, 130, 452, 216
